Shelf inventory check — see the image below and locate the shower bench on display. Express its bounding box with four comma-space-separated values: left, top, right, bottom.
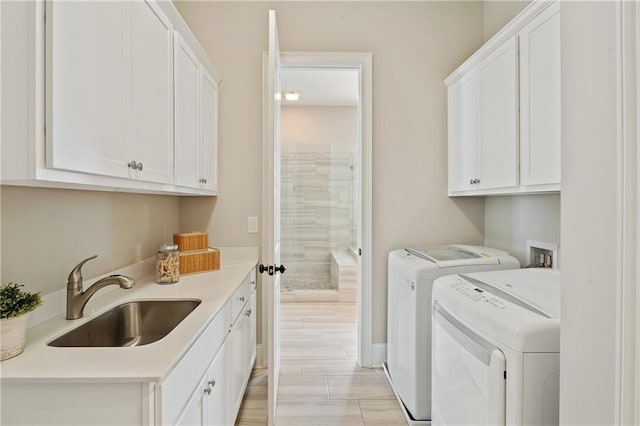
330, 249, 358, 303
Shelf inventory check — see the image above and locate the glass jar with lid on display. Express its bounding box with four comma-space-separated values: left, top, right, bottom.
156, 244, 179, 284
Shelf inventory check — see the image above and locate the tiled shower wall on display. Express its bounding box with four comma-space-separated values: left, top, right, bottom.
281, 144, 356, 288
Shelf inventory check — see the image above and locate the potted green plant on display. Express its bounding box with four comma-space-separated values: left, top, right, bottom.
1, 283, 42, 361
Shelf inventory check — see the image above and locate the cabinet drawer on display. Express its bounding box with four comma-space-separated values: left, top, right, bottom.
231, 269, 256, 322
156, 300, 231, 425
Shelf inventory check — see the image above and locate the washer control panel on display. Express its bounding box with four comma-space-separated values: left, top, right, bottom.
448, 278, 508, 310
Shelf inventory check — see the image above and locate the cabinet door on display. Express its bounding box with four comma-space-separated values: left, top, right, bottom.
244, 292, 257, 371
47, 1, 128, 177
477, 36, 519, 190
200, 69, 219, 192
175, 374, 206, 426
204, 338, 230, 426
230, 312, 247, 417
447, 73, 478, 193
127, 0, 173, 184
174, 32, 201, 188
519, 3, 561, 187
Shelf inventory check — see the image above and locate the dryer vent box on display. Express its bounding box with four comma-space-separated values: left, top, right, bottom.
526, 240, 559, 269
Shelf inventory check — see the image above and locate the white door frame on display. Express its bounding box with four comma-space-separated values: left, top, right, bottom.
261, 51, 374, 368
618, 1, 639, 423
262, 11, 282, 426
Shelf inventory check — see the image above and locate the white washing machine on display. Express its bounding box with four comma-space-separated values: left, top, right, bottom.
431, 269, 561, 426
386, 245, 519, 422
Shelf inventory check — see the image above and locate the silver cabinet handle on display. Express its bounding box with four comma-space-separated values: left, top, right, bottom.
469, 179, 474, 185
239, 296, 245, 302
204, 386, 212, 395
128, 161, 143, 171
199, 178, 208, 184
208, 379, 216, 387
475, 178, 480, 184
245, 309, 252, 317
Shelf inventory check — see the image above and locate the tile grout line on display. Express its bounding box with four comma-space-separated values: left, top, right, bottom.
325, 374, 331, 400
357, 399, 366, 425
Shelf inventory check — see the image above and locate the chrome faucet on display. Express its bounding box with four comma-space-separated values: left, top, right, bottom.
66, 255, 135, 320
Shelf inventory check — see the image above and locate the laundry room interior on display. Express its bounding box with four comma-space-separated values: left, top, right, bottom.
0, 0, 637, 425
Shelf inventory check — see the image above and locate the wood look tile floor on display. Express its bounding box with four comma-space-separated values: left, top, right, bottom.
235, 302, 407, 426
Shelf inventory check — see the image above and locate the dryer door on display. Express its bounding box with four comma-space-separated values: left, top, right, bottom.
432, 302, 506, 426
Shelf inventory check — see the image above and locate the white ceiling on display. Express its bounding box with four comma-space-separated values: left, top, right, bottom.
280, 67, 359, 106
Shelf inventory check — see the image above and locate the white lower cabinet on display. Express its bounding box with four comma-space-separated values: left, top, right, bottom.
0, 269, 257, 426
230, 291, 257, 418
205, 339, 231, 426
245, 293, 257, 376
166, 270, 257, 426
176, 338, 230, 426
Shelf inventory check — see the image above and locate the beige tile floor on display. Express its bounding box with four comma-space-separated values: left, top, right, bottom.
235, 301, 407, 426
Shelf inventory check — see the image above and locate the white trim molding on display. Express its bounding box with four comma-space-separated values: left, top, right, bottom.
280, 52, 374, 368
445, 0, 557, 87
255, 344, 264, 369
370, 343, 387, 368
618, 1, 640, 423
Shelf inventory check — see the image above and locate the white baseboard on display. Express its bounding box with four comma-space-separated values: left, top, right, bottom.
255, 344, 264, 369
371, 343, 387, 367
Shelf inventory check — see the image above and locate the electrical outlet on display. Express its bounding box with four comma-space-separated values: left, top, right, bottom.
248, 217, 258, 234
526, 240, 559, 269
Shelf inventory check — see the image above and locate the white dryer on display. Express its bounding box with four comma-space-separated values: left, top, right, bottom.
432, 268, 561, 426
386, 245, 519, 422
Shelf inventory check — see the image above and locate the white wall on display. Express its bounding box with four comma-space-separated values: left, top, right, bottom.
560, 2, 621, 423
0, 186, 180, 295
483, 0, 530, 41
282, 105, 357, 145
175, 1, 486, 344
484, 194, 560, 266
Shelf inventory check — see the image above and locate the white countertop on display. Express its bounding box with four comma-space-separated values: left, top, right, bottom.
0, 247, 258, 384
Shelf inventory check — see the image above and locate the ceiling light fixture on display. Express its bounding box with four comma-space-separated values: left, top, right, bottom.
283, 91, 301, 101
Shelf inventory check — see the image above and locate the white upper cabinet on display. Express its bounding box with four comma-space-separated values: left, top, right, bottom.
174, 32, 202, 188
47, 0, 173, 184
200, 69, 219, 192
447, 74, 478, 193
519, 2, 561, 188
1, 0, 220, 195
476, 36, 518, 191
446, 0, 560, 196
47, 1, 128, 178
174, 42, 220, 193
447, 37, 518, 193
128, 0, 174, 184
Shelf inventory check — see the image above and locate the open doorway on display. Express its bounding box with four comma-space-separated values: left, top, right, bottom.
272, 52, 373, 370
279, 66, 359, 304
255, 44, 375, 426
278, 64, 361, 363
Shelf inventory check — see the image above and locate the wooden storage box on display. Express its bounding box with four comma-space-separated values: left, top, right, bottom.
179, 248, 220, 275
174, 232, 208, 252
